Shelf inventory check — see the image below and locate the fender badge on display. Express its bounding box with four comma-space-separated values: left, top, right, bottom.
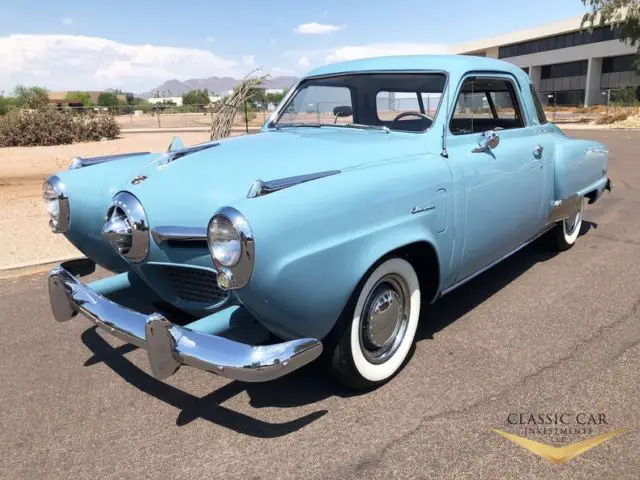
411, 205, 435, 214
131, 175, 147, 185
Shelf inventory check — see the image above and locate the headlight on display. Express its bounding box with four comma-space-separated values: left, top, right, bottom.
42, 176, 69, 233
208, 215, 242, 267
207, 207, 254, 290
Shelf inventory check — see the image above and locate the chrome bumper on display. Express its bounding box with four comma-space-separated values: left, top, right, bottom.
48, 264, 322, 382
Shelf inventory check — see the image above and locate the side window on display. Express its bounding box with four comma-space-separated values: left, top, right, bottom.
529, 84, 548, 124
450, 77, 525, 135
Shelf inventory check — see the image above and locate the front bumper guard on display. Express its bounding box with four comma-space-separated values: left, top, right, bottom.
48, 265, 322, 382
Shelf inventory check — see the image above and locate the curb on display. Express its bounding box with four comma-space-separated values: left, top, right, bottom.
121, 127, 261, 133
0, 255, 83, 280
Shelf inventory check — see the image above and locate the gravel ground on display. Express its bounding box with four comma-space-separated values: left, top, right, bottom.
0, 130, 639, 479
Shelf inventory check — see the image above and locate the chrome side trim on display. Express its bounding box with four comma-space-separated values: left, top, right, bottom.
247, 170, 341, 198
208, 207, 255, 289
151, 226, 207, 245
548, 194, 581, 224
440, 225, 554, 297
69, 152, 149, 170
47, 265, 323, 382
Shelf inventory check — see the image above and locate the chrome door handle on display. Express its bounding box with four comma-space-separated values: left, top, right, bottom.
533, 145, 544, 156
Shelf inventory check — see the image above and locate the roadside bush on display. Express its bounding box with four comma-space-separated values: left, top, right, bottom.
0, 108, 120, 147
595, 109, 631, 125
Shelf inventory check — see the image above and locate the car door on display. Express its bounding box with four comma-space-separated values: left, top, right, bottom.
446, 74, 545, 282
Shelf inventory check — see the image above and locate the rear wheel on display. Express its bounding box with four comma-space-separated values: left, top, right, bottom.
328, 258, 421, 390
552, 197, 584, 251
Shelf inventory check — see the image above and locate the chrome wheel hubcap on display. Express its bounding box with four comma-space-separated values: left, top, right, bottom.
359, 274, 410, 364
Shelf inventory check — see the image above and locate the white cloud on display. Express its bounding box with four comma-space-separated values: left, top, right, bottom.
0, 34, 242, 93
62, 17, 74, 25
298, 55, 310, 68
242, 54, 257, 68
325, 43, 448, 63
270, 66, 294, 76
294, 22, 344, 34
204, 36, 215, 43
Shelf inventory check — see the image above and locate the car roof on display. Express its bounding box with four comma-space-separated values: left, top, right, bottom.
306, 55, 529, 84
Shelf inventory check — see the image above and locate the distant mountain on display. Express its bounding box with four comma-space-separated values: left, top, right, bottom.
140, 76, 298, 98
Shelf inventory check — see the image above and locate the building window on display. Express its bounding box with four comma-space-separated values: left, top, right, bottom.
498, 25, 621, 59
541, 60, 588, 79
602, 54, 637, 73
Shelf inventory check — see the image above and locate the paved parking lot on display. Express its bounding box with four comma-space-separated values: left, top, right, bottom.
1, 130, 639, 479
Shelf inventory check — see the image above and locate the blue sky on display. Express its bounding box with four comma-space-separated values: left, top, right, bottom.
0, 0, 589, 94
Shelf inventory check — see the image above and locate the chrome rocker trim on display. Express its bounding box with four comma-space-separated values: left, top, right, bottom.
48, 265, 323, 382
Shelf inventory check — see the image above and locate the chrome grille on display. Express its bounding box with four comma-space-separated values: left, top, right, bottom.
162, 266, 228, 304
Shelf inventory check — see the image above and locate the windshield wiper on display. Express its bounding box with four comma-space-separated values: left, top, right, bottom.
274, 122, 323, 129
340, 123, 390, 133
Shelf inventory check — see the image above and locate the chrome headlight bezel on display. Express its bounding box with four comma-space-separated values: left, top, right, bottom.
207, 207, 254, 290
103, 191, 150, 263
43, 176, 70, 233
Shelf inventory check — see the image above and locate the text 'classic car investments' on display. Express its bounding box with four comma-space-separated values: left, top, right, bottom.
46, 55, 611, 389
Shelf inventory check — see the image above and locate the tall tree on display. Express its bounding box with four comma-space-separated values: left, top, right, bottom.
97, 92, 120, 107
14, 85, 49, 109
182, 89, 211, 105
65, 91, 93, 107
582, 0, 640, 69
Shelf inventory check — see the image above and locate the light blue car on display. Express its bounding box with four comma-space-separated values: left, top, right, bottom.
46, 55, 611, 390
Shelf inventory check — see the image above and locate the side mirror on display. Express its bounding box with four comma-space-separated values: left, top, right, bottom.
472, 130, 500, 153
333, 105, 353, 123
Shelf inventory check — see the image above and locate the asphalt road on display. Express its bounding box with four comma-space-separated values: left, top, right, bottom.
2, 130, 639, 480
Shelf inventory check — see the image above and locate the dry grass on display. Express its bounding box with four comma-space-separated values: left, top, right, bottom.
595, 108, 634, 125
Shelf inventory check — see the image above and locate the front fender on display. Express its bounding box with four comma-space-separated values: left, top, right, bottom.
233, 154, 452, 340
53, 153, 160, 272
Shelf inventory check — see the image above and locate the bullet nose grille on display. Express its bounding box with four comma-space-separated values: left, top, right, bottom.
163, 266, 228, 305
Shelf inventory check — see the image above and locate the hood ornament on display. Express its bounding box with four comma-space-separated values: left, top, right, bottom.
132, 175, 147, 185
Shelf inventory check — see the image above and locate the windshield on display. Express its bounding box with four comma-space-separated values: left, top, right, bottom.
271, 73, 447, 133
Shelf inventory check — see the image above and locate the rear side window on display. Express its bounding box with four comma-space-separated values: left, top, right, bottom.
450, 77, 525, 135
529, 84, 548, 124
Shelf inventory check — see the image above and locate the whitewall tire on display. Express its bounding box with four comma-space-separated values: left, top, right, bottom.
554, 197, 584, 251
328, 257, 421, 389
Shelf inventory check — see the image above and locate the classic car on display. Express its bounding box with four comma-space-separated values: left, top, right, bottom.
46, 55, 612, 390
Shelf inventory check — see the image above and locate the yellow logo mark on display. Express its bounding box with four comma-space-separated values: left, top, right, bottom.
491, 428, 627, 464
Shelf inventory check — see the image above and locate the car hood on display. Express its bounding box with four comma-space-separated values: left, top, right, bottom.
125, 128, 426, 226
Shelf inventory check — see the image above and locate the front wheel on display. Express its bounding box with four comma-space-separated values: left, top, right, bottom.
552, 197, 584, 251
327, 257, 421, 390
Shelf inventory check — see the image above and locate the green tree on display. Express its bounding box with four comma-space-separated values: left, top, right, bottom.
0, 96, 9, 115
582, 0, 640, 70
182, 89, 211, 106
65, 91, 94, 107
97, 92, 120, 107
14, 85, 49, 109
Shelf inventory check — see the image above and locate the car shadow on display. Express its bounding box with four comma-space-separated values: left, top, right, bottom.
415, 237, 558, 342
80, 225, 594, 437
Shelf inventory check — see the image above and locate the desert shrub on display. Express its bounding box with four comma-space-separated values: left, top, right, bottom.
0, 108, 120, 147
595, 109, 631, 125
